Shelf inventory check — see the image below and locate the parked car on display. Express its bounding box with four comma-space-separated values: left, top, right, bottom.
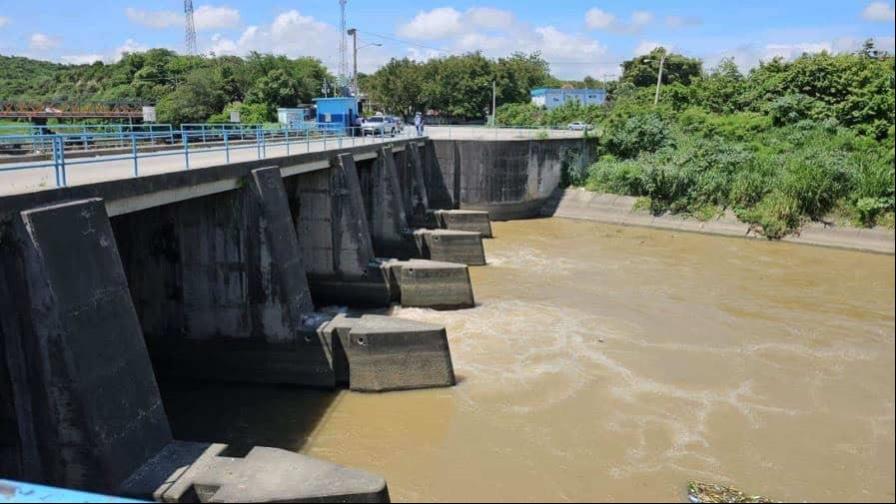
386, 116, 404, 133
567, 122, 592, 131
361, 116, 397, 136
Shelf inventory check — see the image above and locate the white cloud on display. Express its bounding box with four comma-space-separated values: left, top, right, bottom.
398, 7, 465, 40
466, 7, 515, 30
397, 7, 616, 79
29, 33, 60, 51
60, 54, 104, 65
205, 10, 350, 72
125, 5, 240, 31
0, 16, 10, 28
125, 7, 181, 29
585, 8, 616, 29
195, 5, 241, 30
584, 7, 653, 33
397, 6, 519, 40
862, 2, 895, 22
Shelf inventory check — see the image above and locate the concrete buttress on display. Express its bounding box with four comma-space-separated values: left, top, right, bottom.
111, 168, 335, 388
1, 198, 394, 502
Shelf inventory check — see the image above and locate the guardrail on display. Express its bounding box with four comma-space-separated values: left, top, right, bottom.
0, 125, 417, 190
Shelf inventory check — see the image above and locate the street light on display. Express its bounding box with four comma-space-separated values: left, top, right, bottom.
642, 50, 668, 107
347, 28, 382, 97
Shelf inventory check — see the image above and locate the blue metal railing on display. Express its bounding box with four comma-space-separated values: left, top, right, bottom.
0, 123, 418, 190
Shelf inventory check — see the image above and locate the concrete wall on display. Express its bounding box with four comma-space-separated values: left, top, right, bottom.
428, 138, 596, 220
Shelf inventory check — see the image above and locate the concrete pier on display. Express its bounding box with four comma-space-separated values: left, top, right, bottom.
0, 198, 390, 502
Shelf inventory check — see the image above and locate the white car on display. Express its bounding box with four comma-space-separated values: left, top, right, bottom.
361, 116, 397, 136
568, 122, 592, 131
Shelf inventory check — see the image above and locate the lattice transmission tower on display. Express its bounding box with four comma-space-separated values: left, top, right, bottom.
184, 0, 198, 55
338, 0, 349, 91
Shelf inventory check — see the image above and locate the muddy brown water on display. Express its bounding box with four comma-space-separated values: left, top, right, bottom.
163, 218, 895, 502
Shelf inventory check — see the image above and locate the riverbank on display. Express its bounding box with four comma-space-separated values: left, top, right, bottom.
545, 188, 895, 255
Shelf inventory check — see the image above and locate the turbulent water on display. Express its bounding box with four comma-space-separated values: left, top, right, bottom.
164, 218, 896, 502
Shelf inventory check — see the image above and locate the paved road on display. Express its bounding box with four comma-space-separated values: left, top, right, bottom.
0, 133, 417, 197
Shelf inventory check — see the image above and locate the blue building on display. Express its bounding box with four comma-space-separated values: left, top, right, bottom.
313, 97, 359, 134
531, 88, 607, 110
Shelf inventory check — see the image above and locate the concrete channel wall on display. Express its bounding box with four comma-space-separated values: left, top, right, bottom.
429, 137, 597, 220
0, 137, 478, 501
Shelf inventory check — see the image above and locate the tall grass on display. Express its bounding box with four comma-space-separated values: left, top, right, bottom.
583, 113, 895, 237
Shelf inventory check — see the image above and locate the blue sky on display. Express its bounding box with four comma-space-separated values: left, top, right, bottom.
0, 1, 893, 79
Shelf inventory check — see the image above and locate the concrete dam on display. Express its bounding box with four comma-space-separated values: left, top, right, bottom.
0, 134, 594, 501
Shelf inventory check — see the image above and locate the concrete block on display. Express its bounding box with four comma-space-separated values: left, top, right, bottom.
414, 229, 487, 266
322, 314, 456, 392
383, 259, 475, 309
433, 209, 493, 238
11, 198, 172, 492
119, 441, 389, 503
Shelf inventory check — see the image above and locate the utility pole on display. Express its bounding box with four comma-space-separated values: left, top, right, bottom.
347, 28, 358, 96
492, 81, 497, 127
338, 0, 349, 93
654, 51, 667, 107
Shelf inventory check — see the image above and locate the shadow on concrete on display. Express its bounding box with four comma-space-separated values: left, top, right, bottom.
539, 187, 564, 217
157, 379, 340, 454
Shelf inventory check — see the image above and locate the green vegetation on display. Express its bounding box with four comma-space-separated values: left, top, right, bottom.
503, 45, 896, 237
362, 52, 558, 120
0, 50, 332, 125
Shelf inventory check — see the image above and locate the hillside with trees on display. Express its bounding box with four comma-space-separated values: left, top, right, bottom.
0, 50, 331, 125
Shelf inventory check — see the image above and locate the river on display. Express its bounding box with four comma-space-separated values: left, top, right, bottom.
162, 217, 895, 502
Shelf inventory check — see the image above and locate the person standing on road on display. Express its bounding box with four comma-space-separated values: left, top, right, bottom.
354, 114, 363, 137
414, 112, 424, 136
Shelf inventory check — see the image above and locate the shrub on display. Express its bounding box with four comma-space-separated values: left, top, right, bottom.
603, 111, 673, 159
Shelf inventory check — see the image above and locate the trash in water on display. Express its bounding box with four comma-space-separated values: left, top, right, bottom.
687, 481, 777, 503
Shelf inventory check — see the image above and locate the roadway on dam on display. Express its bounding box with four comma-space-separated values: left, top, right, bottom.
0, 126, 588, 197
0, 132, 416, 196
160, 217, 896, 502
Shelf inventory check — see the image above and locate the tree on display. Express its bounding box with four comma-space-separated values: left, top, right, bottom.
493, 52, 553, 105
156, 69, 227, 125
694, 58, 746, 113
621, 48, 703, 87
364, 58, 424, 117
422, 52, 494, 119
246, 69, 298, 111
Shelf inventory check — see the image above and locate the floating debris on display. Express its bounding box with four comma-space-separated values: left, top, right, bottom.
687, 481, 778, 503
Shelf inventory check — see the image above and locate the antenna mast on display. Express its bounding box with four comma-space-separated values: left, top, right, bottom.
184, 0, 198, 55
338, 0, 349, 92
